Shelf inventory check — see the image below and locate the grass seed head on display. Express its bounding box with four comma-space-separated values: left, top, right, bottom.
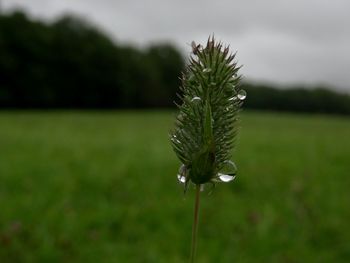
171, 36, 246, 192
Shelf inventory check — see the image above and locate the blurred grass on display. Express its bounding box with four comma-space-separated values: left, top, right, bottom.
0, 110, 350, 262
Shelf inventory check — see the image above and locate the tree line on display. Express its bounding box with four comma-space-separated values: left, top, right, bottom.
1, 11, 350, 114
242, 83, 350, 115
0, 11, 184, 108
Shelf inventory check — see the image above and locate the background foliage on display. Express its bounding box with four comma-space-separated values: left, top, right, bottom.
1, 111, 350, 262
0, 11, 184, 108
1, 11, 350, 114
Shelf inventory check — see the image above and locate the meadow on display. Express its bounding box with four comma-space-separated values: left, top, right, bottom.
0, 110, 349, 262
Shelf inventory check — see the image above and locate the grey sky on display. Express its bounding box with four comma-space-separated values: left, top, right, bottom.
2, 0, 350, 91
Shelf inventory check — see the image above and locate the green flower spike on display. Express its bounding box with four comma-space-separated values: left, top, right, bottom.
171, 36, 246, 193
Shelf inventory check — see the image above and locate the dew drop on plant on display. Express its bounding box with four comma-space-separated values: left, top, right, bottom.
222, 160, 237, 174
218, 173, 236, 182
177, 164, 186, 183
217, 160, 237, 182
203, 68, 211, 73
177, 174, 186, 183
191, 96, 201, 102
237, 90, 247, 100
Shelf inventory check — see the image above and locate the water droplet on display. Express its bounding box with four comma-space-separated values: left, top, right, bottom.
217, 160, 237, 183
191, 96, 201, 102
203, 68, 211, 73
177, 164, 186, 184
229, 96, 238, 101
177, 174, 186, 183
237, 90, 247, 100
218, 173, 236, 182
222, 160, 237, 174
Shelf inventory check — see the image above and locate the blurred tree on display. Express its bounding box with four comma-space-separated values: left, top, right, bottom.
0, 11, 184, 109
50, 15, 123, 108
0, 11, 54, 107
145, 44, 184, 107
242, 82, 350, 115
0, 10, 349, 114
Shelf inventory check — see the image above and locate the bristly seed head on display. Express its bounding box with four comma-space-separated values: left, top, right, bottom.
171, 36, 246, 193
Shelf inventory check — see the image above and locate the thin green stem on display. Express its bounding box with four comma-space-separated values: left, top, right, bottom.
190, 184, 201, 263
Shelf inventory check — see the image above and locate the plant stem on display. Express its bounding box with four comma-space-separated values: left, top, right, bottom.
190, 184, 201, 263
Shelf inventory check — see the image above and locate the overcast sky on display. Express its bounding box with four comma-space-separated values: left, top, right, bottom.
2, 0, 350, 91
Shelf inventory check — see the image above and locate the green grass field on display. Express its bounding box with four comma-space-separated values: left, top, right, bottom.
0, 111, 349, 262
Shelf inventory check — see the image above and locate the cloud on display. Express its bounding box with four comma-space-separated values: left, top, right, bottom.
2, 0, 350, 91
